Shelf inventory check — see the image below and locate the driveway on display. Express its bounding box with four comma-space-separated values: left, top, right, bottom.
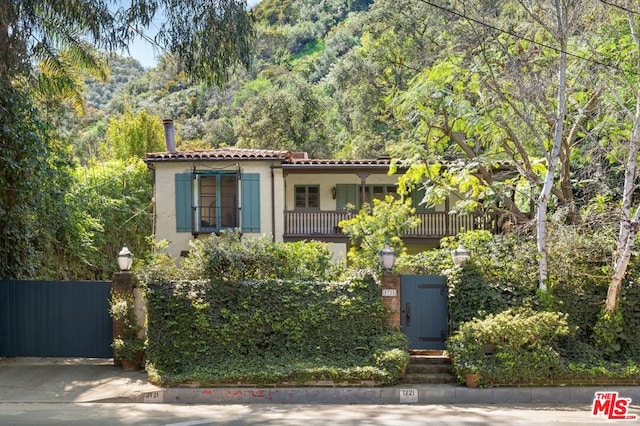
0, 357, 159, 403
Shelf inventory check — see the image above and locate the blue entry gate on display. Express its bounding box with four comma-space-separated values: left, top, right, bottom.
0, 280, 113, 357
400, 275, 448, 350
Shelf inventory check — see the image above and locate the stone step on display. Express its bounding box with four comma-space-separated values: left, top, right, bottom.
405, 363, 452, 375
400, 373, 458, 385
410, 349, 446, 356
408, 355, 451, 365
400, 351, 456, 384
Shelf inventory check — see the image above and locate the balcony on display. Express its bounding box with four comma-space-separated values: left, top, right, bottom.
193, 205, 239, 234
283, 210, 497, 242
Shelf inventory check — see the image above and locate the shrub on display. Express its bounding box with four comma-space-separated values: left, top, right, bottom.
447, 308, 572, 385
338, 196, 420, 272
181, 230, 341, 282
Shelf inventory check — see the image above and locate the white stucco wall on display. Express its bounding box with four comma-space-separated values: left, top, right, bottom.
151, 160, 285, 258
283, 172, 447, 212
151, 161, 451, 259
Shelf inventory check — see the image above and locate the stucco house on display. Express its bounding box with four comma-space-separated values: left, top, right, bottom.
144, 121, 496, 259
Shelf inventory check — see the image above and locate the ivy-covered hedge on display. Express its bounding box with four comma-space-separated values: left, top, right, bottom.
404, 227, 640, 385
402, 231, 540, 330
145, 271, 409, 386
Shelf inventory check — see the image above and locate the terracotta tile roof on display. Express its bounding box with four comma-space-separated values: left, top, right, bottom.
145, 148, 292, 162
145, 148, 514, 172
287, 158, 394, 166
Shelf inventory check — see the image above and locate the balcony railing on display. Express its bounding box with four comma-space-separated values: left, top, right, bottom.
284, 210, 497, 238
193, 205, 239, 233
284, 210, 354, 236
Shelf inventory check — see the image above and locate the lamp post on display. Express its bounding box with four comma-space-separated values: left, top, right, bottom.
379, 244, 397, 271
117, 246, 133, 272
451, 243, 471, 266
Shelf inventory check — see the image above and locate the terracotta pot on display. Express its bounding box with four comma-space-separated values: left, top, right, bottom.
121, 359, 141, 372
465, 373, 479, 388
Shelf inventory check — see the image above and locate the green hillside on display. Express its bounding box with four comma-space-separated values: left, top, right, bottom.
73, 0, 400, 159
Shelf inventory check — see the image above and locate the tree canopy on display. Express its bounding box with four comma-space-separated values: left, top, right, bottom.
0, 0, 254, 279
0, 0, 254, 88
6, 0, 640, 317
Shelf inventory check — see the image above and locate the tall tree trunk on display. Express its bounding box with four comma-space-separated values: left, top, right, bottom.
0, 3, 12, 86
537, 18, 568, 290
606, 12, 640, 313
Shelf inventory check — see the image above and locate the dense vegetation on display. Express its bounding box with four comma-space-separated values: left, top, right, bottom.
5, 0, 640, 285
5, 0, 640, 384
0, 0, 253, 280
140, 233, 409, 386
398, 229, 640, 385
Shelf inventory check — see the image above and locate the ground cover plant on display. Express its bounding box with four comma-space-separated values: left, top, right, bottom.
406, 228, 640, 386
138, 232, 409, 386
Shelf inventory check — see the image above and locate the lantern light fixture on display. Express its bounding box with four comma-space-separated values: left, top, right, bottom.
117, 246, 133, 271
451, 243, 471, 266
379, 244, 396, 271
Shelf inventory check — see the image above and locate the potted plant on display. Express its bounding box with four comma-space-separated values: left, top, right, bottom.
447, 332, 485, 387
109, 290, 145, 370
112, 337, 145, 371
462, 364, 481, 388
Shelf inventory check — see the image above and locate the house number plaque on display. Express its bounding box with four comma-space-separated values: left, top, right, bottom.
400, 389, 418, 403
382, 289, 397, 297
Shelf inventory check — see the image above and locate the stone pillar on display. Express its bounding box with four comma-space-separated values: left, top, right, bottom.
132, 280, 146, 340
381, 273, 401, 329
112, 272, 135, 366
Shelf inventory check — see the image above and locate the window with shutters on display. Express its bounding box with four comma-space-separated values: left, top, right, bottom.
198, 173, 238, 231
174, 172, 261, 233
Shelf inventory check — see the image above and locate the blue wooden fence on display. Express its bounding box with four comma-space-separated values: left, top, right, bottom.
0, 280, 113, 357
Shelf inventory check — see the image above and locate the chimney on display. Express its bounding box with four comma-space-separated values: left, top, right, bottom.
162, 119, 176, 153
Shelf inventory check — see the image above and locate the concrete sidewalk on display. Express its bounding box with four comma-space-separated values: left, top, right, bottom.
0, 357, 158, 403
1, 357, 639, 405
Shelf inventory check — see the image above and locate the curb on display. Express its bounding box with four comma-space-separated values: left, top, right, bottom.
136, 385, 640, 405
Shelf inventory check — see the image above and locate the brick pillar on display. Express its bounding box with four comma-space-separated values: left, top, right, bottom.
381, 272, 401, 329
112, 272, 135, 365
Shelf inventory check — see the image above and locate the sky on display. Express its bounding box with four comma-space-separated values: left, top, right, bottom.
122, 0, 262, 68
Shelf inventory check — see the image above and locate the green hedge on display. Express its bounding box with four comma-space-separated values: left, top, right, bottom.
145, 271, 409, 386
405, 229, 640, 363
447, 308, 572, 385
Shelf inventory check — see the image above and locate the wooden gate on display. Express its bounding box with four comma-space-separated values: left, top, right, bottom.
0, 280, 113, 357
400, 275, 448, 350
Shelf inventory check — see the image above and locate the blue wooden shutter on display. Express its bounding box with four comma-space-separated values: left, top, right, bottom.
336, 184, 358, 210
412, 186, 435, 212
175, 173, 194, 232
241, 173, 260, 232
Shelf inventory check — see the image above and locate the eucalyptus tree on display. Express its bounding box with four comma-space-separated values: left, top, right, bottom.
389, 0, 600, 289
597, 4, 640, 314
513, 0, 590, 289
1, 0, 254, 88
0, 0, 254, 278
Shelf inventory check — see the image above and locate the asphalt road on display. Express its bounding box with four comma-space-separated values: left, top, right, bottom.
0, 402, 632, 425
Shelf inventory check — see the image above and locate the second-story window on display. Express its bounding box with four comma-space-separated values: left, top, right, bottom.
295, 185, 320, 210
